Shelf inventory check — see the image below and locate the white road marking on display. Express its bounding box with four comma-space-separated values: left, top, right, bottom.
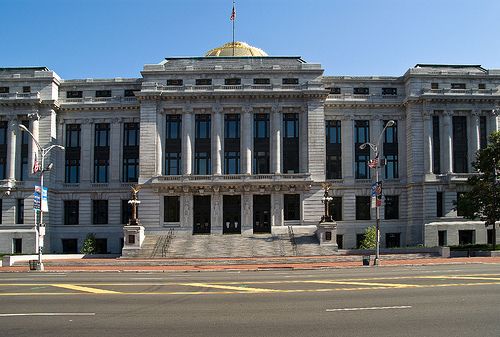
130, 278, 165, 280
326, 306, 412, 312
0, 313, 95, 317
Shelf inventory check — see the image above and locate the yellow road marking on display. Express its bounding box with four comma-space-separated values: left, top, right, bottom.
52, 284, 121, 294
182, 282, 277, 293
306, 280, 413, 288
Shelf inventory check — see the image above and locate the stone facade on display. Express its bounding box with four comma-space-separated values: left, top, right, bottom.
0, 52, 499, 254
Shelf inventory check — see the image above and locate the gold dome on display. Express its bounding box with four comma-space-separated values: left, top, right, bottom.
205, 41, 268, 57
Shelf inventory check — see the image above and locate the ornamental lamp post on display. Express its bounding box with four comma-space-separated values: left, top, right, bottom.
18, 124, 65, 271
359, 120, 395, 266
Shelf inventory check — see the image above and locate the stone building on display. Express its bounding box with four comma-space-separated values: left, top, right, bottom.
0, 42, 499, 254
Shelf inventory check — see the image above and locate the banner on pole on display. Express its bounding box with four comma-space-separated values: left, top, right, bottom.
371, 181, 382, 208
41, 187, 48, 212
33, 185, 41, 210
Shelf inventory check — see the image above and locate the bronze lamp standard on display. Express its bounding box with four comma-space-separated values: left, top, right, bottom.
359, 120, 395, 266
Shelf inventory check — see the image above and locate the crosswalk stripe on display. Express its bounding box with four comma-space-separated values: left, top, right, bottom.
182, 282, 277, 293
52, 284, 121, 294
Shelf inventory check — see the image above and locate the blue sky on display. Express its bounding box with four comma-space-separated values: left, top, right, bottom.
1, 0, 499, 79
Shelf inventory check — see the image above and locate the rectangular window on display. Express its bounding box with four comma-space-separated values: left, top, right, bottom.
328, 196, 342, 221
124, 89, 135, 97
382, 88, 397, 96
283, 113, 299, 173
165, 115, 182, 175
123, 158, 139, 182
164, 196, 180, 222
61, 239, 78, 253
195, 152, 211, 175
336, 235, 343, 249
22, 86, 31, 93
479, 116, 487, 149
383, 120, 398, 179
13, 238, 22, 254
95, 123, 110, 147
166, 115, 181, 139
432, 116, 441, 174
254, 114, 270, 174
438, 230, 447, 246
166, 79, 183, 86
355, 196, 371, 220
224, 114, 240, 139
458, 230, 475, 245
384, 195, 399, 219
66, 91, 83, 98
224, 114, 240, 174
356, 234, 366, 249
196, 78, 212, 86
451, 83, 466, 89
123, 123, 139, 182
436, 192, 443, 217
94, 159, 109, 183
94, 123, 110, 183
95, 238, 107, 254
253, 78, 270, 85
452, 116, 468, 173
19, 120, 29, 181
326, 120, 342, 179
284, 194, 300, 221
95, 90, 112, 98
282, 78, 299, 85
385, 233, 401, 248
328, 87, 341, 94
478, 83, 486, 90
64, 200, 79, 225
225, 78, 241, 85
92, 200, 108, 225
224, 151, 240, 174
165, 152, 181, 175
0, 87, 9, 94
16, 199, 24, 224
353, 87, 369, 95
355, 120, 370, 179
431, 83, 439, 89
195, 114, 211, 139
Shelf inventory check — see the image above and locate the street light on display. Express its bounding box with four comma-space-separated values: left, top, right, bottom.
18, 124, 64, 271
359, 120, 395, 266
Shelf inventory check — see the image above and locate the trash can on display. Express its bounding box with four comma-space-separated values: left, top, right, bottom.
29, 260, 37, 271
362, 255, 370, 266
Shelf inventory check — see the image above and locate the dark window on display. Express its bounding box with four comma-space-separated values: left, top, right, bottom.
385, 155, 398, 180
328, 87, 341, 94
19, 120, 29, 181
253, 114, 270, 174
164, 196, 180, 222
0, 87, 9, 94
382, 88, 397, 96
95, 90, 111, 97
16, 199, 24, 224
195, 114, 211, 139
123, 158, 139, 182
165, 115, 182, 175
355, 196, 371, 220
224, 114, 240, 174
224, 114, 240, 139
196, 78, 212, 86
355, 120, 370, 179
166, 115, 182, 140
224, 151, 240, 174
123, 123, 139, 182
432, 116, 441, 174
458, 230, 475, 245
23, 86, 31, 93
336, 235, 343, 249
92, 200, 108, 224
167, 79, 183, 86
353, 87, 369, 95
225, 78, 241, 85
65, 159, 80, 183
328, 197, 342, 221
195, 152, 211, 175
61, 239, 78, 253
385, 233, 401, 248
124, 89, 135, 97
479, 116, 487, 149
436, 192, 443, 217
95, 123, 110, 147
384, 195, 399, 219
254, 114, 269, 139
452, 116, 468, 173
94, 159, 108, 183
124, 123, 139, 146
356, 234, 366, 249
383, 121, 398, 179
438, 230, 447, 246
326, 120, 342, 179
284, 194, 300, 221
94, 124, 110, 183
282, 78, 299, 85
451, 83, 466, 89
253, 78, 270, 85
456, 192, 466, 216
283, 113, 299, 173
165, 152, 181, 175
64, 200, 79, 225
487, 229, 494, 245
431, 83, 439, 89
478, 83, 486, 90
95, 239, 107, 254
13, 238, 22, 254
67, 91, 82, 98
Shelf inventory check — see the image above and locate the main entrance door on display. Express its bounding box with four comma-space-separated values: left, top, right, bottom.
253, 195, 271, 233
223, 195, 241, 234
193, 195, 211, 234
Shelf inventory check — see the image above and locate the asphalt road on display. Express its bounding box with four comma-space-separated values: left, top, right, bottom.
1, 264, 499, 337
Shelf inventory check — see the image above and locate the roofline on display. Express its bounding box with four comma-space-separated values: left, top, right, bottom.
165, 56, 306, 63
0, 66, 50, 71
414, 64, 486, 71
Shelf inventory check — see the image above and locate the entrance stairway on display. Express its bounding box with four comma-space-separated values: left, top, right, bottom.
135, 230, 336, 259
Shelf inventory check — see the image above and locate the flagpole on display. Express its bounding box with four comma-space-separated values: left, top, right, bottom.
232, 0, 235, 56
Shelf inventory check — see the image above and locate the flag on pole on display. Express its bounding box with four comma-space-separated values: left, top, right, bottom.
371, 181, 383, 208
368, 157, 378, 169
230, 2, 236, 21
33, 153, 40, 173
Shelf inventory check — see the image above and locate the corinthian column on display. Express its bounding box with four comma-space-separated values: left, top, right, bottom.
182, 108, 194, 175
442, 111, 453, 174
212, 104, 223, 175
423, 111, 433, 175
6, 116, 18, 181
271, 105, 282, 174
241, 105, 253, 175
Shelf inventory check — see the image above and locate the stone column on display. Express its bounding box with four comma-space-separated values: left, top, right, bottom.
211, 187, 222, 232
241, 190, 253, 234
110, 118, 121, 182
488, 109, 499, 135
341, 116, 354, 183
241, 106, 253, 175
442, 111, 453, 174
157, 112, 165, 175
470, 111, 481, 172
423, 112, 433, 175
80, 120, 93, 184
138, 100, 158, 183
299, 108, 308, 173
182, 109, 194, 175
212, 105, 223, 175
271, 105, 282, 174
181, 190, 193, 229
271, 188, 283, 227
6, 116, 17, 182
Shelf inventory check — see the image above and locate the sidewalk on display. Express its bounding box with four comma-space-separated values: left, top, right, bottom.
2, 256, 500, 273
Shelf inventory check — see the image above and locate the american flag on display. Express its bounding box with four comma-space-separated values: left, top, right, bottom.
230, 3, 236, 21
33, 153, 40, 173
368, 157, 378, 169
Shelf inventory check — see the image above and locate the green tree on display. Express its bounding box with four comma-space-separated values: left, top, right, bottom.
457, 131, 500, 250
360, 225, 377, 249
81, 233, 97, 254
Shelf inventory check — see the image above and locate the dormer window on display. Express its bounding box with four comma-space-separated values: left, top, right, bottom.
254, 78, 270, 85
478, 83, 486, 90
23, 86, 31, 93
67, 91, 83, 98
0, 87, 9, 94
96, 90, 111, 98
196, 79, 212, 86
451, 83, 466, 89
353, 87, 369, 95
328, 87, 341, 94
282, 78, 299, 85
431, 83, 439, 89
124, 89, 135, 97
167, 79, 183, 86
382, 88, 397, 96
225, 78, 241, 85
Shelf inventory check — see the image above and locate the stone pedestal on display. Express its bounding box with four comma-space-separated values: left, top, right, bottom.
121, 225, 145, 257
316, 221, 338, 249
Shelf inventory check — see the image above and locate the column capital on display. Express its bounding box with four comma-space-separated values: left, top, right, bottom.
212, 103, 223, 114
271, 104, 281, 113
183, 104, 194, 114
422, 110, 433, 119
242, 105, 253, 114
443, 110, 454, 117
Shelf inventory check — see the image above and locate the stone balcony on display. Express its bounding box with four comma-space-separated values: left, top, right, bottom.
141, 82, 319, 93
421, 88, 498, 96
151, 173, 312, 186
326, 93, 404, 102
58, 96, 138, 105
0, 92, 41, 102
